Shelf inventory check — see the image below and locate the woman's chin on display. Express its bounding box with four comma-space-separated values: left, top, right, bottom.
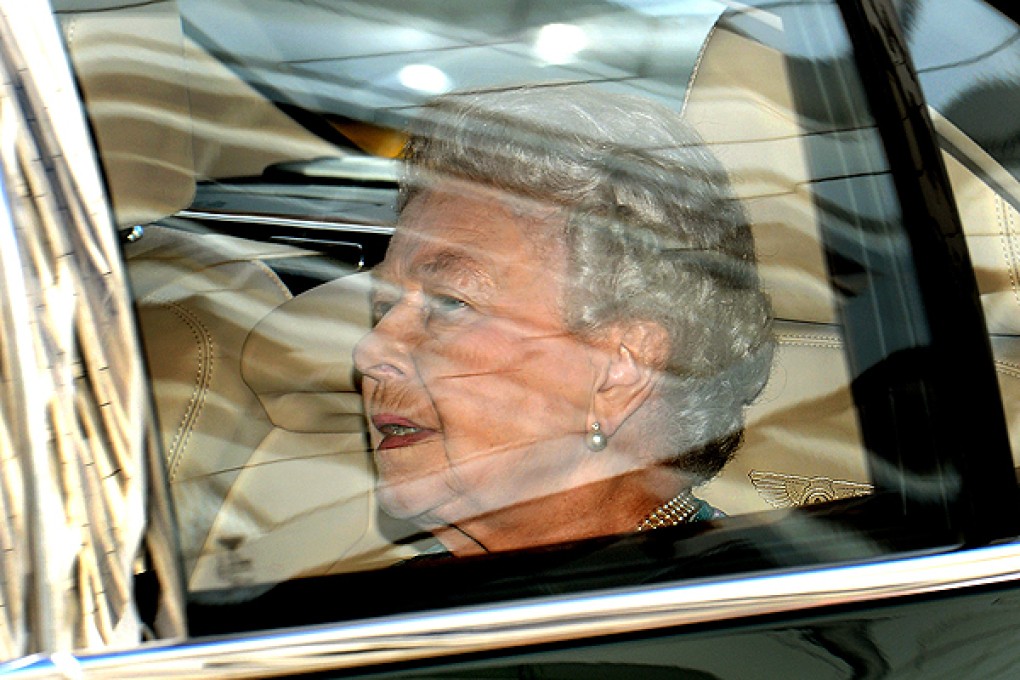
375, 479, 444, 525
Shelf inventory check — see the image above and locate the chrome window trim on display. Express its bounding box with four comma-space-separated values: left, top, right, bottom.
6, 541, 1020, 679
175, 209, 396, 235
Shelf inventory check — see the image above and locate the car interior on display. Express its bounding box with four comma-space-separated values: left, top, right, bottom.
54, 0, 1020, 603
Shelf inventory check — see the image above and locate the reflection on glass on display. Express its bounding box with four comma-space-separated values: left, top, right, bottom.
397, 63, 453, 94
534, 23, 589, 64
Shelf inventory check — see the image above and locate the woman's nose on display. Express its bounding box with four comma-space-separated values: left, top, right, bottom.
353, 298, 421, 382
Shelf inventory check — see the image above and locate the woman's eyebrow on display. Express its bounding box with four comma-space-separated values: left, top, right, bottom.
415, 250, 496, 290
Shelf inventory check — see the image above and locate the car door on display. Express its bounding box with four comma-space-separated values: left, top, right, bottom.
3, 0, 1020, 677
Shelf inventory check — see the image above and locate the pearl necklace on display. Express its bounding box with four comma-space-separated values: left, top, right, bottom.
635, 491, 701, 532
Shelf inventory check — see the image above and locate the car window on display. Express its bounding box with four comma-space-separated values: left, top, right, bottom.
901, 0, 1020, 466
52, 0, 1016, 639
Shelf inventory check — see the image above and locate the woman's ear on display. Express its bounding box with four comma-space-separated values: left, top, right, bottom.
591, 320, 671, 437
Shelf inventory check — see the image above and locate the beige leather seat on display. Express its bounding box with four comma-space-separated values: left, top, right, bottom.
125, 231, 415, 591
190, 272, 416, 590
686, 14, 1020, 514
55, 0, 338, 221
54, 0, 195, 228
59, 0, 408, 589
123, 227, 291, 587
938, 111, 1020, 467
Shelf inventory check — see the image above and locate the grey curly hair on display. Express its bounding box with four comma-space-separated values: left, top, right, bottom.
400, 85, 774, 483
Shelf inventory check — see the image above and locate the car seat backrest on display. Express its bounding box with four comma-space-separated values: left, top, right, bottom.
57, 0, 404, 588
54, 0, 340, 225
935, 110, 1020, 470
123, 226, 293, 586
126, 228, 416, 591
53, 0, 195, 228
208, 272, 418, 589
685, 13, 1020, 514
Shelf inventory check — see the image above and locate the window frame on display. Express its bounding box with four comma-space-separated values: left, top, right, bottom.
13, 541, 1020, 677
14, 0, 1020, 675
834, 0, 1018, 537
164, 0, 1019, 637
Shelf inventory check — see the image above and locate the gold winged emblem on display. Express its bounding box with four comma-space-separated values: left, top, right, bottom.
748, 470, 874, 508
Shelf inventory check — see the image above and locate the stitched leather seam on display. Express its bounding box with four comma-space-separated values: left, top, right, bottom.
999, 195, 1020, 309
680, 21, 719, 116
64, 16, 76, 47
750, 333, 843, 401
997, 359, 1020, 379
249, 259, 293, 301
152, 300, 213, 482
775, 333, 843, 349
776, 334, 1019, 381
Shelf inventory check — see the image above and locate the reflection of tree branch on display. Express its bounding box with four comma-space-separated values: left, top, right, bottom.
941, 78, 1020, 162
915, 28, 1020, 75
896, 0, 922, 38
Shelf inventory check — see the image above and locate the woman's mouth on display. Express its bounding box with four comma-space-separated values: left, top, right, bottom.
372, 415, 436, 450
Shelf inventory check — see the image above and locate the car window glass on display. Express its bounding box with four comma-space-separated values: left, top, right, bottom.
902, 0, 1020, 469
901, 0, 1020, 178
54, 0, 995, 635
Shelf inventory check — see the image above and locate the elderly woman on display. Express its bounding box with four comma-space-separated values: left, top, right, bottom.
352, 86, 773, 556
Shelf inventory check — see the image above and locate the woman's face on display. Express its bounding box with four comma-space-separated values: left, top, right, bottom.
353, 184, 602, 534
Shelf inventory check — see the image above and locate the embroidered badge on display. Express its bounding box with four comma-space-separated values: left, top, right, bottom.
749, 470, 873, 508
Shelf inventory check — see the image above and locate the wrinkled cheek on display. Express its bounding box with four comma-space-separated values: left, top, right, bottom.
422, 331, 539, 400
420, 419, 588, 519
360, 376, 380, 405
360, 381, 379, 448
431, 363, 585, 444
373, 441, 453, 518
431, 371, 527, 441
416, 331, 592, 472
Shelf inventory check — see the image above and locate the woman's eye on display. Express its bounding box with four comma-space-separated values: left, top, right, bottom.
371, 299, 395, 325
428, 293, 469, 317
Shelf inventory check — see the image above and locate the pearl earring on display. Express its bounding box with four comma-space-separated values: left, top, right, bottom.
586, 421, 608, 452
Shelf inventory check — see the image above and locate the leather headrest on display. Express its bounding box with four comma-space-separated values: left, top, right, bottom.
684, 18, 1020, 337
682, 21, 839, 326
54, 0, 195, 227
242, 273, 373, 433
